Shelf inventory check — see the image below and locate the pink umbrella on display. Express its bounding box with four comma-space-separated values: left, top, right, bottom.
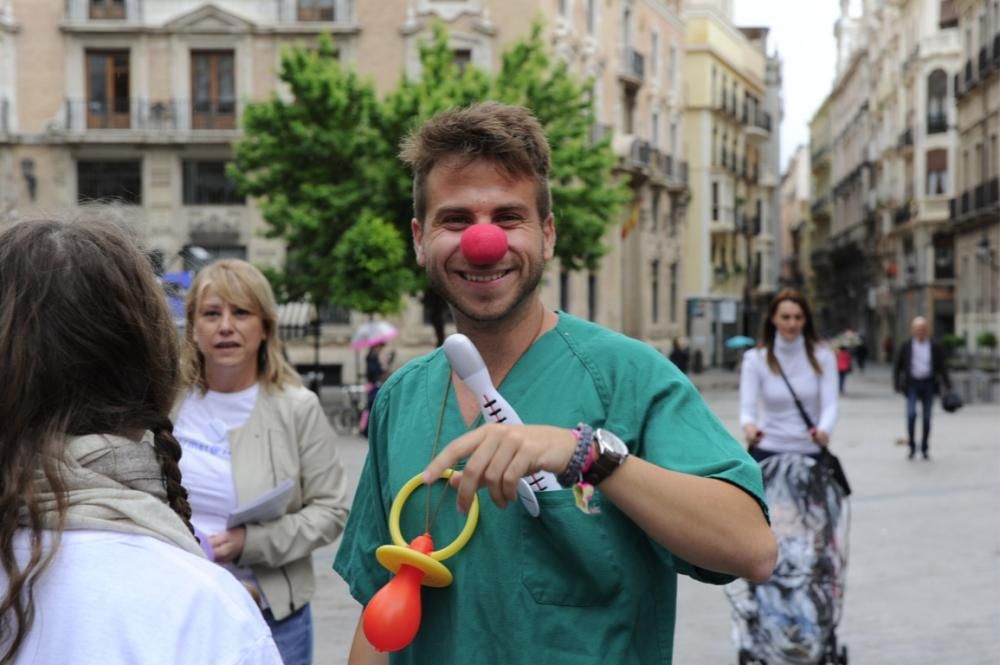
351, 320, 399, 350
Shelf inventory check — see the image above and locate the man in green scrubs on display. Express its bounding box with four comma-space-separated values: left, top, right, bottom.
334, 102, 777, 664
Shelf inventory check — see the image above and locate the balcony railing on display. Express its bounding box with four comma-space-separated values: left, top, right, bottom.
927, 113, 948, 134
63, 98, 239, 132
621, 47, 645, 83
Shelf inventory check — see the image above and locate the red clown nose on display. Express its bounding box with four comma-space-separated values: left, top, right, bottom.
460, 224, 508, 265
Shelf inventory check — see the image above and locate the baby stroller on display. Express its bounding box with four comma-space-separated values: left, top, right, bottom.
725, 452, 850, 665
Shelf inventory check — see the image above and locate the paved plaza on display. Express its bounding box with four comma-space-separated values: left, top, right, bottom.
311, 366, 999, 664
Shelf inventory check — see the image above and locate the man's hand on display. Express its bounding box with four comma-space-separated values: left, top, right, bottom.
209, 527, 246, 563
422, 424, 578, 512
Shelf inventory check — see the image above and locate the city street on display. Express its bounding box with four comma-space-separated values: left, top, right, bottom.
311, 366, 999, 664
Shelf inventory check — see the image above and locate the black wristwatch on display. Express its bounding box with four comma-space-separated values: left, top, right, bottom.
582, 429, 630, 486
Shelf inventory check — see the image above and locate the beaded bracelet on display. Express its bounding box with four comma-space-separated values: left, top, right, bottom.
557, 423, 593, 488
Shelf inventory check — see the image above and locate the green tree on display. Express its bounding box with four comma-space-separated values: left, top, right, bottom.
230, 36, 405, 313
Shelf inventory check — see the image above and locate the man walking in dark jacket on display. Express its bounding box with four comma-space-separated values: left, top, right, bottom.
893, 316, 951, 460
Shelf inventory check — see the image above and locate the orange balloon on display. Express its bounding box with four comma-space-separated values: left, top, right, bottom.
362, 534, 435, 652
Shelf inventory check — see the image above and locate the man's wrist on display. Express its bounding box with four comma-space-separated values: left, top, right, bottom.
557, 423, 593, 488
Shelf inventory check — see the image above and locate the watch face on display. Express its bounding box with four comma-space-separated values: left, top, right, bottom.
595, 429, 628, 455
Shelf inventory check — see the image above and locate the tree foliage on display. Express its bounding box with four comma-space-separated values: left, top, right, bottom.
231, 23, 629, 334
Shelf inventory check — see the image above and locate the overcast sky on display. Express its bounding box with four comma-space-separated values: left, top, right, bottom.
733, 1, 847, 171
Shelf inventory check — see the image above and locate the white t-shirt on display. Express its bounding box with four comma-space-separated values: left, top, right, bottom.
5, 530, 282, 665
175, 385, 259, 586
739, 335, 839, 454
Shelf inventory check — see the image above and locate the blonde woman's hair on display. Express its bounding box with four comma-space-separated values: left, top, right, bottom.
181, 259, 301, 393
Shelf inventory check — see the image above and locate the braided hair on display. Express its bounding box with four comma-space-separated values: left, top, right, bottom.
151, 418, 195, 537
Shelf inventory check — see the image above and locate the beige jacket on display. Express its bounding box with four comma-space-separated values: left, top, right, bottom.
208, 384, 349, 621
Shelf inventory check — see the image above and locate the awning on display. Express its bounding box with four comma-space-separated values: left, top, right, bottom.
277, 302, 317, 339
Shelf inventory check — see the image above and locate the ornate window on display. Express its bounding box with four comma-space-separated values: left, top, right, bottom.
191, 51, 236, 130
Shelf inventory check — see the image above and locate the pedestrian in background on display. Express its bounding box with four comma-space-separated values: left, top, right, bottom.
740, 289, 839, 461
334, 102, 776, 664
669, 336, 691, 374
0, 218, 281, 664
853, 336, 868, 373
836, 345, 853, 395
892, 316, 951, 460
174, 259, 350, 665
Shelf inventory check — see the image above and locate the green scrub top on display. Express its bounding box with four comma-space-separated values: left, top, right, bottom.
334, 313, 767, 664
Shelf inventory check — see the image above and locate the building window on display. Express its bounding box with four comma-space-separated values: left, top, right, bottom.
560, 269, 570, 312
669, 262, 678, 323
712, 181, 720, 221
89, 0, 125, 19
77, 160, 142, 204
651, 110, 660, 147
651, 31, 660, 79
453, 49, 472, 73
927, 69, 948, 134
927, 149, 948, 196
297, 0, 335, 21
191, 51, 236, 130
587, 272, 598, 321
86, 50, 130, 129
182, 160, 244, 205
651, 191, 660, 232
939, 0, 959, 28
651, 260, 660, 324
587, 0, 596, 34
669, 45, 677, 88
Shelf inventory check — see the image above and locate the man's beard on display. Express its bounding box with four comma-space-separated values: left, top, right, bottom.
427, 260, 545, 324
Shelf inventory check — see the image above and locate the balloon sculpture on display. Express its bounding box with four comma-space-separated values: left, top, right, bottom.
361, 469, 479, 652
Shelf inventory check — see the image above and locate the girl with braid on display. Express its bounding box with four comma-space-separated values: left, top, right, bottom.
174, 259, 349, 665
0, 218, 282, 664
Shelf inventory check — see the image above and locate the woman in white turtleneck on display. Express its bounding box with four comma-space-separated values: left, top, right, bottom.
739, 289, 839, 459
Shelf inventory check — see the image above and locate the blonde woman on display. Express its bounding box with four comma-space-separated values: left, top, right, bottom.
174, 259, 349, 665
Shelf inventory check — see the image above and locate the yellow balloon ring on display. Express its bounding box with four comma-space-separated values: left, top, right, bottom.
388, 469, 479, 562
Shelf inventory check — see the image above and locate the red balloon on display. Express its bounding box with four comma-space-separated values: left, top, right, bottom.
362, 534, 435, 652
362, 563, 425, 652
460, 224, 508, 265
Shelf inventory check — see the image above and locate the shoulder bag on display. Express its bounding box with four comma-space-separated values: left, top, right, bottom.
773, 359, 852, 497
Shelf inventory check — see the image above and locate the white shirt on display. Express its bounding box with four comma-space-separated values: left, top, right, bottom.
5, 530, 282, 665
175, 385, 260, 589
739, 335, 839, 454
910, 338, 932, 379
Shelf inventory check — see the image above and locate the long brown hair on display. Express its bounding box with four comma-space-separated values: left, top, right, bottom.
760, 288, 823, 375
0, 218, 194, 663
180, 259, 300, 394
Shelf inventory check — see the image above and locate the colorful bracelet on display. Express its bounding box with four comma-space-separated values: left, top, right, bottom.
572, 443, 601, 514
557, 423, 593, 488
